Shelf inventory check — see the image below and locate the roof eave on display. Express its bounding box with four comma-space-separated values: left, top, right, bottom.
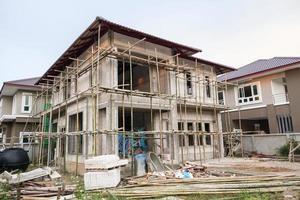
36, 17, 203, 85
224, 60, 300, 82
180, 55, 236, 75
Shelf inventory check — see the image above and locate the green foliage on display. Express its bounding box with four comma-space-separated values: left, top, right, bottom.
277, 140, 300, 157
185, 190, 281, 200
0, 182, 10, 200
237, 190, 275, 200
72, 176, 125, 200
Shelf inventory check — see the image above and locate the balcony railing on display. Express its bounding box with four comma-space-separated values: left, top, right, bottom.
272, 93, 289, 105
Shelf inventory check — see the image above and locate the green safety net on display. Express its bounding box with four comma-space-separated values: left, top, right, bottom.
42, 103, 56, 148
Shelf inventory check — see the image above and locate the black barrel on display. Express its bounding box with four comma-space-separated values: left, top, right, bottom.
0, 148, 30, 172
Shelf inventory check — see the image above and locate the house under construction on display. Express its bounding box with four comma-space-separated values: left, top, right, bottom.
31, 17, 235, 175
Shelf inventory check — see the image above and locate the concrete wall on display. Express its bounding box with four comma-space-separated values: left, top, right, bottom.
242, 133, 300, 155
224, 72, 285, 109
0, 96, 13, 115
114, 32, 173, 60
286, 68, 300, 132
11, 90, 38, 115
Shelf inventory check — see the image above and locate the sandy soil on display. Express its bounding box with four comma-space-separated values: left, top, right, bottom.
204, 157, 300, 176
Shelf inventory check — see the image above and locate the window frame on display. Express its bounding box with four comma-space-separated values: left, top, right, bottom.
204, 122, 212, 145
237, 82, 261, 105
187, 122, 194, 146
217, 90, 225, 105
19, 132, 37, 145
186, 72, 193, 95
68, 112, 84, 154
0, 128, 5, 143
205, 76, 211, 98
21, 93, 32, 113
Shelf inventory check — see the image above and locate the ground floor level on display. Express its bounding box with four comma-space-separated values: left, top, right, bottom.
221, 103, 293, 134
0, 117, 39, 146
40, 97, 225, 174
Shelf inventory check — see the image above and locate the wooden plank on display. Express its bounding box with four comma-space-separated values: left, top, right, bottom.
22, 194, 75, 200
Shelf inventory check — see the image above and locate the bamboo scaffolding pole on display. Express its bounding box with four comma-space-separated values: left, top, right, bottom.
184, 70, 188, 161
96, 23, 101, 155
155, 48, 163, 157
176, 56, 184, 164
128, 42, 134, 176
201, 66, 206, 162
122, 58, 126, 159
91, 45, 96, 155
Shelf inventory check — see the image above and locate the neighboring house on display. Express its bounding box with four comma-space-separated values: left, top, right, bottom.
0, 77, 41, 146
34, 17, 234, 173
218, 57, 300, 134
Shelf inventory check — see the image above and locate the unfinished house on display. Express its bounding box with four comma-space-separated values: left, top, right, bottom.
33, 17, 234, 174
0, 77, 41, 159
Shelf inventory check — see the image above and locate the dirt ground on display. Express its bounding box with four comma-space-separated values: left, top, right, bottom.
204, 157, 300, 176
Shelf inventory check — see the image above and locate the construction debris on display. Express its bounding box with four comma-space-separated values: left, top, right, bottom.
124, 161, 209, 186
84, 155, 128, 190
1, 167, 51, 184
0, 167, 72, 199
107, 175, 300, 199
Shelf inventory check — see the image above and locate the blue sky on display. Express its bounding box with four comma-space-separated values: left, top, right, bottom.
1, 0, 300, 85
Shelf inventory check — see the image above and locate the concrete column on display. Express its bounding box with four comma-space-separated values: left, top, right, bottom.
286, 68, 300, 132
170, 100, 179, 162
266, 105, 279, 133
217, 113, 225, 158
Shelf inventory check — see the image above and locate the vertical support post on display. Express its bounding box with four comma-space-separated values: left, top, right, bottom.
128, 42, 134, 176
155, 48, 163, 158
122, 58, 126, 159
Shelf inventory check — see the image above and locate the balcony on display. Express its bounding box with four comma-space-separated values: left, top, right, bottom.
272, 93, 289, 105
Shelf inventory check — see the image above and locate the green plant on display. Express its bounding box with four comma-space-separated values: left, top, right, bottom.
72, 176, 87, 200
277, 140, 300, 157
0, 182, 10, 200
72, 176, 125, 200
236, 190, 281, 200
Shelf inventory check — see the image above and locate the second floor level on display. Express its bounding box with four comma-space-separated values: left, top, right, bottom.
218, 57, 300, 109
35, 17, 235, 110
0, 77, 41, 117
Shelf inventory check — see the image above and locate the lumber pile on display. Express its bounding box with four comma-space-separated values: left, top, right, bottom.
12, 183, 75, 200
0, 167, 75, 199
107, 175, 300, 199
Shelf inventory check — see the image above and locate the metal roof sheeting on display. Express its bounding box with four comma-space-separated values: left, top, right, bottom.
6, 77, 41, 86
218, 57, 300, 81
0, 77, 41, 97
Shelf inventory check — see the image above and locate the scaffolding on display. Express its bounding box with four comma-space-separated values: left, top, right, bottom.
24, 22, 239, 175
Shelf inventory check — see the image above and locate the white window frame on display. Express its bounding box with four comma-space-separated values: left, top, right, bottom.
21, 93, 32, 113
0, 128, 5, 144
19, 132, 37, 144
237, 82, 262, 105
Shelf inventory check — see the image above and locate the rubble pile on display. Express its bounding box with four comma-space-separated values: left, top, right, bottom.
124, 161, 211, 185
0, 167, 75, 200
